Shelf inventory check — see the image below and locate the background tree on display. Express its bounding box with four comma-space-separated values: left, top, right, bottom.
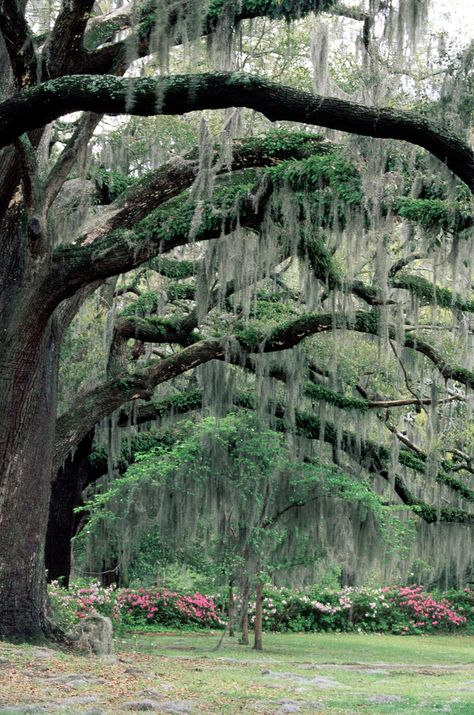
77, 411, 407, 650
0, 0, 472, 642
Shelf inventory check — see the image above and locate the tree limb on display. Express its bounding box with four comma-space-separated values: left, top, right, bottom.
43, 0, 96, 77
43, 112, 102, 211
1, 73, 472, 190
0, 0, 38, 88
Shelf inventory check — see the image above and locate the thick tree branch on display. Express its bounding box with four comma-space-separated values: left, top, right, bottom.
54, 305, 474, 469
44, 165, 272, 314
54, 338, 226, 467
392, 274, 474, 314
388, 253, 426, 278
43, 0, 96, 77
77, 132, 325, 244
1, 73, 472, 190
111, 314, 199, 351
234, 312, 474, 390
0, 0, 37, 88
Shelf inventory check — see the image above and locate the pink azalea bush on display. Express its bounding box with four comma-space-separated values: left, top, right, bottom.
228, 584, 470, 635
114, 588, 224, 628
49, 581, 471, 634
49, 581, 224, 630
387, 585, 467, 634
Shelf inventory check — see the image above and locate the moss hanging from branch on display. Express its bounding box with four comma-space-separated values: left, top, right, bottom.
393, 274, 474, 313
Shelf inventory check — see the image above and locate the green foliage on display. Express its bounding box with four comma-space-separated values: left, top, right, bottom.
208, 0, 335, 25
432, 588, 474, 633
239, 129, 326, 160
241, 583, 470, 635
121, 290, 159, 317
147, 257, 197, 279
151, 389, 203, 417
165, 283, 195, 301
131, 146, 362, 253
58, 303, 105, 412
91, 167, 138, 203
395, 197, 473, 233
233, 323, 265, 350
394, 274, 474, 313
298, 234, 340, 285
247, 294, 297, 322
80, 412, 413, 588
270, 152, 362, 205
304, 382, 369, 411
48, 580, 473, 636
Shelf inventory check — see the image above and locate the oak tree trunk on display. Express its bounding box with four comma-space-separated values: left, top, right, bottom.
0, 320, 60, 641
46, 431, 102, 586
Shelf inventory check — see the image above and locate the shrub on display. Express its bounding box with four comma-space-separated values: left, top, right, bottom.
431, 587, 474, 633
49, 580, 117, 630
114, 588, 224, 629
243, 584, 469, 635
49, 581, 224, 631
48, 581, 471, 635
387, 585, 468, 634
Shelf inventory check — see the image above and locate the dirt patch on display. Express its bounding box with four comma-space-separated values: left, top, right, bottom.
261, 671, 341, 689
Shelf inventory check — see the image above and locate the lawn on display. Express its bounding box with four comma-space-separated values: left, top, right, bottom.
1, 632, 473, 713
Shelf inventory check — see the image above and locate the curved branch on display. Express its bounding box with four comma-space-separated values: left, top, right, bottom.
44, 112, 102, 210
54, 338, 226, 467
44, 163, 272, 314
77, 132, 324, 245
54, 305, 474, 469
388, 253, 426, 278
0, 73, 472, 190
392, 274, 474, 314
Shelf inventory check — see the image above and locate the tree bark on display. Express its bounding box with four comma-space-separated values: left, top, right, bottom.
239, 576, 250, 645
0, 318, 60, 641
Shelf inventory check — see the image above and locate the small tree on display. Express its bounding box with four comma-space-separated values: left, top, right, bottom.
78, 411, 410, 648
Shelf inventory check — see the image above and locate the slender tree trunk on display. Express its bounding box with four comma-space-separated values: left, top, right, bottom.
241, 603, 249, 645
100, 560, 120, 588
0, 319, 60, 641
253, 578, 264, 651
228, 579, 235, 637
239, 578, 250, 646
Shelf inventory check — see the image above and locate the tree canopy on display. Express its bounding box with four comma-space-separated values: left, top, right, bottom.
0, 0, 472, 642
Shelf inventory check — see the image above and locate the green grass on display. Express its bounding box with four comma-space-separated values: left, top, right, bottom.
2, 633, 473, 713
116, 631, 474, 713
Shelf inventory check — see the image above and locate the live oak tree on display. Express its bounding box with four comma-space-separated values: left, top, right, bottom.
0, 0, 473, 642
